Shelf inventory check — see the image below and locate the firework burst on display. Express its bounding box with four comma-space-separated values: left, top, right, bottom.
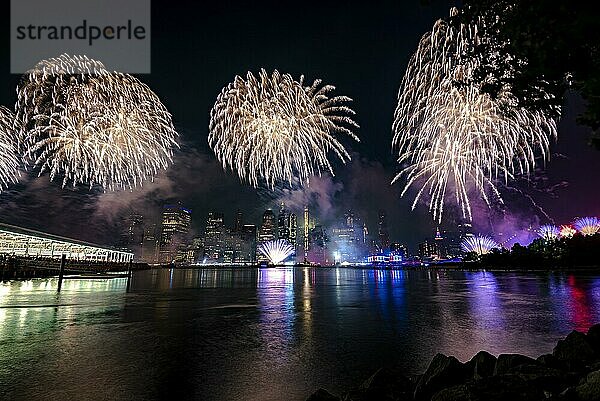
0, 106, 21, 189
461, 235, 499, 255
573, 217, 600, 236
258, 239, 295, 264
392, 10, 557, 223
537, 224, 560, 241
16, 54, 178, 190
209, 69, 359, 189
560, 225, 576, 238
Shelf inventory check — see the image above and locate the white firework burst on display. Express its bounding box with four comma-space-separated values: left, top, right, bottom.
537, 224, 560, 241
16, 54, 178, 190
461, 235, 499, 255
209, 69, 359, 189
258, 239, 295, 264
0, 106, 21, 189
392, 9, 557, 223
573, 217, 600, 236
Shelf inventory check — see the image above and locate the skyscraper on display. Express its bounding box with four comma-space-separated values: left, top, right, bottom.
277, 203, 290, 242
203, 212, 225, 262
142, 223, 159, 264
304, 205, 309, 259
121, 212, 144, 260
158, 204, 192, 263
258, 209, 276, 262
378, 210, 390, 252
258, 209, 276, 243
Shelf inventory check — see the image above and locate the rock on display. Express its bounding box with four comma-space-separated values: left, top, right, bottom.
494, 354, 537, 375
306, 388, 340, 401
471, 374, 545, 401
587, 324, 600, 353
357, 367, 413, 400
553, 330, 597, 370
414, 354, 470, 401
537, 353, 566, 371
575, 370, 600, 401
509, 363, 576, 394
468, 351, 497, 380
431, 385, 473, 401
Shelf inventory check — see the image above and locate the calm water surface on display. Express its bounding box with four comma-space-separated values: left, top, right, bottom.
1, 268, 600, 400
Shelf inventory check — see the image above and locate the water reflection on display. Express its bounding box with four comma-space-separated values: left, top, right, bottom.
2, 269, 600, 401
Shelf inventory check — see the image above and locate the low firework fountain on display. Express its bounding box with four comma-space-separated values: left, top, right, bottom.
461, 235, 500, 256
258, 240, 295, 265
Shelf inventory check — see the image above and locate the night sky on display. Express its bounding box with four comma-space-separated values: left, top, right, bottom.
1, 0, 599, 251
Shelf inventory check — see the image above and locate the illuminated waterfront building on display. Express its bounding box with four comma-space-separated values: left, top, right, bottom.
0, 222, 133, 262
158, 204, 192, 263
304, 205, 309, 259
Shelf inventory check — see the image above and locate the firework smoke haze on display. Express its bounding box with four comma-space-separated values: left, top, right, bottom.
15, 54, 178, 190
208, 69, 359, 189
392, 9, 558, 223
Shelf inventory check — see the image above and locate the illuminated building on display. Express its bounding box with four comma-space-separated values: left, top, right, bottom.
258, 209, 276, 262
203, 212, 225, 262
378, 210, 390, 252
304, 205, 309, 259
239, 224, 257, 263
307, 225, 331, 265
418, 239, 437, 260
390, 242, 407, 257
141, 223, 159, 263
120, 213, 144, 260
0, 222, 133, 262
158, 204, 192, 263
331, 210, 368, 263
277, 203, 298, 260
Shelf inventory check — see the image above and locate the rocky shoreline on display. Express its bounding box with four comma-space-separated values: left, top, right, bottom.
307, 324, 600, 401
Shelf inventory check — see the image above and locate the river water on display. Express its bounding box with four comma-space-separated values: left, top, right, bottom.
1, 268, 600, 400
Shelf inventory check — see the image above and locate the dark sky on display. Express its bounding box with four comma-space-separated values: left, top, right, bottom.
1, 0, 599, 251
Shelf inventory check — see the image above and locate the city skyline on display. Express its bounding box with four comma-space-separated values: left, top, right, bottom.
0, 0, 598, 253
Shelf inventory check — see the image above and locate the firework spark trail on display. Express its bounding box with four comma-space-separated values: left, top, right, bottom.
209, 69, 359, 189
573, 217, 600, 236
258, 239, 295, 264
461, 234, 499, 255
0, 106, 21, 190
537, 224, 560, 241
501, 185, 555, 224
392, 9, 558, 223
16, 54, 178, 190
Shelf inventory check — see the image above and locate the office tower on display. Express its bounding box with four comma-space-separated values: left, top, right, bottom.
378, 210, 390, 252
277, 203, 298, 250
257, 209, 276, 262
240, 224, 257, 263
304, 205, 309, 258
233, 210, 243, 233
203, 211, 225, 262
121, 212, 144, 260
158, 204, 192, 263
142, 223, 159, 264
258, 209, 276, 243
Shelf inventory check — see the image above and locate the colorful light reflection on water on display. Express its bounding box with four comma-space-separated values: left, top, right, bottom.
1, 269, 600, 401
